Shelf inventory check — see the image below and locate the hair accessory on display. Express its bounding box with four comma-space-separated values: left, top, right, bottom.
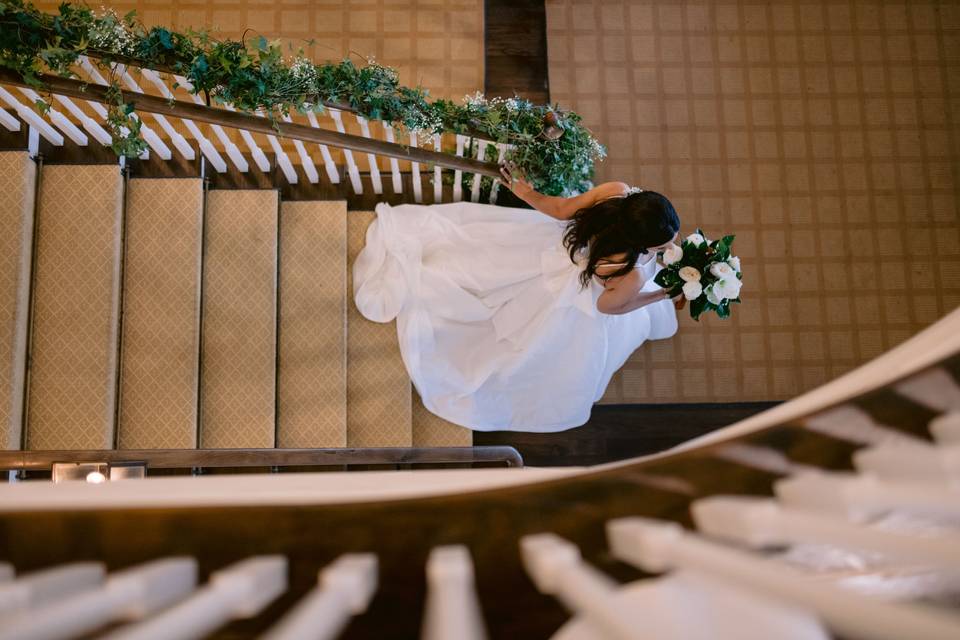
625, 186, 644, 196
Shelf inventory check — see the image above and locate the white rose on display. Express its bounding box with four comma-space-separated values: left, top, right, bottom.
729, 256, 741, 272
717, 277, 743, 300
661, 243, 682, 265
705, 284, 723, 305
678, 266, 701, 282
682, 280, 703, 301
709, 262, 734, 279
685, 232, 706, 247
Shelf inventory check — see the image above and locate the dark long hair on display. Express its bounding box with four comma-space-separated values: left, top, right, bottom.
562, 190, 680, 288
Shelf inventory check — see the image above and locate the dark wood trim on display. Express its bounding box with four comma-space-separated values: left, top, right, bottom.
0, 69, 501, 177
0, 446, 524, 470
484, 0, 551, 103
475, 402, 779, 466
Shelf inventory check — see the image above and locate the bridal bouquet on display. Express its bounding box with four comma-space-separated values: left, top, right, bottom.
654, 229, 742, 320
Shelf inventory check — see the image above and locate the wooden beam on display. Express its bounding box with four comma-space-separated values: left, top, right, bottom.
0, 69, 502, 177
484, 0, 550, 103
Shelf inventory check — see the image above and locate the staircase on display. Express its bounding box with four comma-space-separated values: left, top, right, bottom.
0, 148, 472, 462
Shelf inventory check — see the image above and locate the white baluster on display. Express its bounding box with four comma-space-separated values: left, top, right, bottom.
775, 472, 960, 521
608, 517, 960, 640
0, 562, 104, 617
255, 111, 298, 184
692, 495, 960, 570
432, 134, 442, 203
931, 412, 960, 445
262, 554, 377, 640
102, 556, 286, 640
139, 69, 226, 172
355, 115, 382, 194
488, 144, 506, 204
173, 75, 253, 173
520, 534, 638, 640
452, 135, 466, 202
15, 88, 86, 146
0, 558, 196, 640
113, 64, 195, 161
281, 113, 319, 183
329, 109, 362, 194
853, 441, 960, 487
0, 87, 63, 146
382, 123, 403, 194
470, 140, 486, 203
305, 110, 340, 184
50, 94, 112, 146
0, 105, 20, 132
422, 546, 486, 640
409, 131, 423, 203
79, 57, 165, 160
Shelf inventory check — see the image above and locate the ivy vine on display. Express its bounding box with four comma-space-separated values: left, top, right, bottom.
0, 0, 605, 195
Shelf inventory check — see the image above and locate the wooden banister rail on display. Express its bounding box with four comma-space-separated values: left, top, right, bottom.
0, 446, 524, 470
0, 68, 503, 178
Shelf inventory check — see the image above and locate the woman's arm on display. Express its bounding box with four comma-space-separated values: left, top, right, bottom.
499, 164, 629, 220
594, 268, 670, 315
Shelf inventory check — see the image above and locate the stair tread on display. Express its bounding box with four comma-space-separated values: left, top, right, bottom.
346, 211, 412, 447
118, 178, 203, 449
27, 164, 124, 450
0, 152, 35, 450
201, 189, 278, 449
277, 200, 347, 448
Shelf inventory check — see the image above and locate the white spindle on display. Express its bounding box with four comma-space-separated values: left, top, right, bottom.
488, 144, 507, 204
692, 495, 960, 570
409, 131, 423, 202
281, 113, 319, 183
173, 75, 252, 173
15, 88, 86, 146
79, 58, 165, 160
608, 517, 960, 640
0, 562, 104, 618
0, 558, 196, 640
422, 546, 487, 640
355, 115, 382, 194
329, 109, 362, 194
452, 135, 466, 202
262, 554, 377, 640
775, 472, 960, 522
0, 87, 63, 146
931, 412, 960, 445
50, 94, 112, 146
470, 139, 487, 203
305, 110, 340, 184
139, 69, 226, 172
255, 111, 298, 184
381, 123, 404, 194
433, 134, 443, 202
102, 556, 286, 640
113, 64, 195, 161
520, 534, 637, 640
853, 441, 960, 487
0, 105, 20, 132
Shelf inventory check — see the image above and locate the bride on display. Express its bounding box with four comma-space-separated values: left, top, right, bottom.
353, 164, 683, 433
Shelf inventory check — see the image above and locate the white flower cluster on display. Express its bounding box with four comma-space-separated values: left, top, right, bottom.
463, 91, 487, 108
88, 8, 137, 55
665, 232, 743, 303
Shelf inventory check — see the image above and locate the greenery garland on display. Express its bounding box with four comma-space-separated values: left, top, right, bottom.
0, 0, 605, 195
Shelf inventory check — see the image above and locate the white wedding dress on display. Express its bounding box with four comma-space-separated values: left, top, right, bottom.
353, 200, 678, 433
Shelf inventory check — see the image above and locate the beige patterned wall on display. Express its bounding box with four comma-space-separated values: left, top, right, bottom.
32, 0, 483, 103
548, 0, 960, 403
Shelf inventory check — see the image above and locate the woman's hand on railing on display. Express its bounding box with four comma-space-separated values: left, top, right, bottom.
499, 162, 535, 200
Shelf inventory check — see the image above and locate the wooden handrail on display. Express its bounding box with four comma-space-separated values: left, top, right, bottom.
0, 446, 524, 470
0, 68, 502, 177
